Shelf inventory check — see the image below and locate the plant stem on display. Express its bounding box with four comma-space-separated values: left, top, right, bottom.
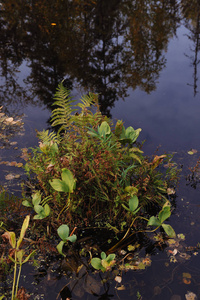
15, 263, 22, 298
11, 252, 17, 300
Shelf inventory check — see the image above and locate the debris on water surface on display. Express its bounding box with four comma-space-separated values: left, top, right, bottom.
185, 291, 197, 300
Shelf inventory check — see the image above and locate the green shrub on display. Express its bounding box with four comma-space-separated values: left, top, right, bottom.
23, 83, 179, 229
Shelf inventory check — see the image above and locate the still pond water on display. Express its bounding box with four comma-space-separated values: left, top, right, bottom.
1, 1, 200, 299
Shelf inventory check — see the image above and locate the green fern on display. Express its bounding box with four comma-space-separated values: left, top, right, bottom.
37, 130, 60, 145
77, 93, 98, 109
51, 82, 77, 133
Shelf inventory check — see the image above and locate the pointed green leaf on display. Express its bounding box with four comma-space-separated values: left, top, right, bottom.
57, 224, 69, 241
17, 215, 30, 249
162, 224, 176, 238
44, 204, 51, 217
8, 255, 18, 264
106, 253, 116, 263
158, 206, 171, 224
16, 249, 24, 264
67, 234, 77, 243
101, 252, 106, 260
147, 216, 161, 227
57, 240, 65, 256
129, 195, 139, 212
22, 200, 33, 208
49, 178, 69, 192
22, 250, 37, 264
32, 192, 41, 206
61, 168, 76, 193
33, 214, 45, 220
91, 257, 104, 271
98, 121, 111, 137
34, 205, 44, 214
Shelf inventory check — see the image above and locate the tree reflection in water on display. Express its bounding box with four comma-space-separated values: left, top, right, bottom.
1, 0, 181, 116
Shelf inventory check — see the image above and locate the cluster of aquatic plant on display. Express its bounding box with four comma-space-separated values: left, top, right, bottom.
22, 83, 178, 235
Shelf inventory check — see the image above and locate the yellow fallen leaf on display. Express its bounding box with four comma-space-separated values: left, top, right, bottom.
116, 285, 126, 290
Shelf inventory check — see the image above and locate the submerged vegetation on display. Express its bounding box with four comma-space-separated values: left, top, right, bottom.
0, 83, 182, 299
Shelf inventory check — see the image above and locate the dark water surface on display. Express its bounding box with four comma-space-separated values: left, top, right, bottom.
1, 1, 200, 299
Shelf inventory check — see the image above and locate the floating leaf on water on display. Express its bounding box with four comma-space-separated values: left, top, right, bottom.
5, 174, 15, 180
187, 149, 197, 155
137, 262, 146, 270
84, 275, 101, 295
185, 291, 197, 300
169, 256, 177, 263
183, 273, 191, 279
10, 141, 17, 146
167, 188, 176, 195
115, 276, 122, 283
167, 239, 177, 246
116, 285, 126, 290
4, 117, 14, 123
127, 243, 139, 251
120, 250, 127, 255
142, 257, 152, 266
183, 278, 191, 284
179, 253, 191, 260
153, 286, 161, 295
177, 233, 185, 240
5, 173, 20, 180
168, 249, 178, 256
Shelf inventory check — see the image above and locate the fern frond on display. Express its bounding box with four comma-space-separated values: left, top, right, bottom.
37, 130, 60, 144
51, 82, 77, 132
77, 92, 98, 109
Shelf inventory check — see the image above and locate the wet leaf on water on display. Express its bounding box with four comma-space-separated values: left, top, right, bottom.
137, 262, 146, 270
153, 286, 161, 295
167, 187, 176, 195
167, 239, 177, 246
169, 256, 177, 263
168, 249, 178, 256
185, 291, 197, 300
4, 117, 14, 123
116, 285, 126, 290
127, 243, 139, 251
177, 233, 185, 240
183, 273, 191, 279
10, 141, 17, 146
115, 276, 122, 283
5, 174, 15, 180
84, 274, 101, 295
182, 272, 191, 284
5, 173, 20, 180
188, 149, 197, 155
179, 253, 191, 260
21, 148, 29, 161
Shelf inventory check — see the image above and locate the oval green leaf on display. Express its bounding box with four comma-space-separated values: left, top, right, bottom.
162, 224, 176, 238
57, 224, 70, 241
129, 195, 139, 212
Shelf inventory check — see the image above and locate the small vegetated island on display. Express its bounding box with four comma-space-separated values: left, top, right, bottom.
0, 82, 179, 299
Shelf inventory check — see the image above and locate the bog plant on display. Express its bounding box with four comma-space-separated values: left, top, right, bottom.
1, 215, 36, 300
91, 252, 116, 272
23, 82, 179, 232
56, 224, 77, 257
22, 192, 51, 220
